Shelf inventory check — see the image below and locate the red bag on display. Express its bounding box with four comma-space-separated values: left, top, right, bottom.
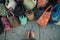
36, 5, 53, 27
1, 17, 11, 32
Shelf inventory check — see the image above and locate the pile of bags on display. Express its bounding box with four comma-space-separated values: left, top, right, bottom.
0, 0, 60, 34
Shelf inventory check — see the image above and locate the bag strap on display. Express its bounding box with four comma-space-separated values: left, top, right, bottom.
45, 5, 53, 12
5, 0, 8, 6
7, 11, 14, 18
53, 4, 58, 10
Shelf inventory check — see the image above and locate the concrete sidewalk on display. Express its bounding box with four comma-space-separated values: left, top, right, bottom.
0, 21, 60, 40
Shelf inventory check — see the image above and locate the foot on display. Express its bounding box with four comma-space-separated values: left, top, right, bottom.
26, 30, 35, 39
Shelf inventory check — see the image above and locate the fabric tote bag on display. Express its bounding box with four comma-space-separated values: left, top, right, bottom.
36, 5, 53, 27
7, 12, 19, 27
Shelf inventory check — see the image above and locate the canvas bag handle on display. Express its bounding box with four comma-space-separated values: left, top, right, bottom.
7, 11, 14, 18
5, 0, 8, 6
45, 5, 53, 12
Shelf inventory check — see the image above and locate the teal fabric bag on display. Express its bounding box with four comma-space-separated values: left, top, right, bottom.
19, 15, 27, 25
0, 4, 7, 16
23, 0, 37, 10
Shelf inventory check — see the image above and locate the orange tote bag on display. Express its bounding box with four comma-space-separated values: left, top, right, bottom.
36, 5, 53, 27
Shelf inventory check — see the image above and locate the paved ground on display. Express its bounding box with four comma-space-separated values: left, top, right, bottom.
0, 21, 60, 40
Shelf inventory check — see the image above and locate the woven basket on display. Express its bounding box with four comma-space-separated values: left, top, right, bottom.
25, 10, 34, 20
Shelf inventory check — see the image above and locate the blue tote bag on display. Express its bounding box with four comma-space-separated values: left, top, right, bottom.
49, 4, 60, 25
50, 4, 60, 21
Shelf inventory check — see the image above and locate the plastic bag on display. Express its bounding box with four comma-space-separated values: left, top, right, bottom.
19, 15, 27, 25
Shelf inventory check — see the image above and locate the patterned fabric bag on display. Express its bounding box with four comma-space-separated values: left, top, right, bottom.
36, 5, 53, 27
50, 4, 60, 21
1, 16, 11, 32
0, 4, 7, 16
49, 4, 60, 26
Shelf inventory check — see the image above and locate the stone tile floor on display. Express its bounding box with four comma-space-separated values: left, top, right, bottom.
0, 21, 60, 40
